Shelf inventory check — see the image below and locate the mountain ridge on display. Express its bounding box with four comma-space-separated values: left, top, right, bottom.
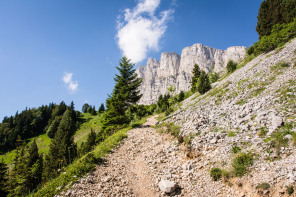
136, 43, 246, 105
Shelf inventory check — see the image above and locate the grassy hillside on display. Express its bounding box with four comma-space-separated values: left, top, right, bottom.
0, 113, 102, 166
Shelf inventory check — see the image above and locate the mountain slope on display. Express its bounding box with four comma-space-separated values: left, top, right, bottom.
160, 38, 296, 196
136, 44, 246, 105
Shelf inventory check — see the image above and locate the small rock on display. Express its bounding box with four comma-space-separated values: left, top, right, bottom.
158, 180, 178, 193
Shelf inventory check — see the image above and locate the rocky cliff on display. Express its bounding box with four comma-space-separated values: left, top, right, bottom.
136, 44, 246, 104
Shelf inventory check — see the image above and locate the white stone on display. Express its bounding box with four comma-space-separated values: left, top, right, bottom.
158, 180, 178, 193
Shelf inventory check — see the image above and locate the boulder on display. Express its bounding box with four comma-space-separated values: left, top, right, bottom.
158, 180, 178, 193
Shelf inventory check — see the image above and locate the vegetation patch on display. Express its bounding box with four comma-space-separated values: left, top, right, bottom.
228, 131, 236, 137
256, 182, 270, 190
210, 168, 222, 181
232, 152, 254, 177
235, 99, 246, 106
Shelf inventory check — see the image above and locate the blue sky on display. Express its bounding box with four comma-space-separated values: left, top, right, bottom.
0, 0, 261, 120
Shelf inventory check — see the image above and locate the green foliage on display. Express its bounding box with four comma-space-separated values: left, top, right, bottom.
78, 129, 97, 156
153, 122, 180, 137
256, 182, 270, 190
191, 64, 201, 92
228, 131, 236, 137
46, 116, 62, 138
256, 0, 296, 38
210, 168, 222, 181
0, 159, 8, 196
209, 72, 219, 84
43, 109, 77, 180
81, 103, 90, 113
227, 60, 237, 73
32, 127, 129, 197
286, 185, 294, 195
197, 71, 211, 94
231, 145, 241, 154
8, 139, 43, 196
253, 18, 296, 55
102, 57, 142, 132
247, 46, 254, 55
98, 103, 105, 113
168, 85, 176, 93
232, 152, 254, 177
178, 91, 185, 102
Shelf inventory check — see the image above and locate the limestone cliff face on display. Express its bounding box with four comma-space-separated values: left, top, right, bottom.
136, 44, 246, 105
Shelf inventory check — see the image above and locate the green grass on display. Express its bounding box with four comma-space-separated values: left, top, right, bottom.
228, 131, 236, 137
74, 113, 103, 147
232, 152, 254, 177
30, 126, 130, 197
0, 113, 103, 166
235, 99, 246, 106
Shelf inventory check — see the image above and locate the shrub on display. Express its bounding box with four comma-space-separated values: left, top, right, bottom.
210, 168, 222, 181
231, 145, 241, 154
247, 46, 254, 55
209, 72, 219, 84
227, 60, 237, 73
228, 131, 236, 137
232, 152, 254, 177
286, 185, 294, 195
256, 182, 270, 190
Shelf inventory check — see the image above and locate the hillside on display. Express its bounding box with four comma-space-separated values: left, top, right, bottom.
61, 38, 296, 197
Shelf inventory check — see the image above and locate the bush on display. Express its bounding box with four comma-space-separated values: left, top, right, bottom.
209, 72, 219, 84
210, 168, 222, 181
286, 185, 294, 195
247, 46, 254, 55
232, 152, 254, 177
256, 182, 270, 190
227, 60, 237, 73
231, 145, 241, 154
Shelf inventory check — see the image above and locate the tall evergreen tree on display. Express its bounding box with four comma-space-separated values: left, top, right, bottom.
191, 64, 201, 92
197, 71, 211, 94
82, 103, 90, 113
0, 159, 8, 197
98, 103, 105, 113
102, 57, 142, 132
43, 109, 77, 179
256, 0, 296, 38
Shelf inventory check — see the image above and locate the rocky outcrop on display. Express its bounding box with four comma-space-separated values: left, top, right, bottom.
136, 44, 246, 105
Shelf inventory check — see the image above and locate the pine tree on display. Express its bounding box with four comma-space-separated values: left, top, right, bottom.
256, 0, 296, 38
98, 103, 105, 113
191, 64, 201, 92
227, 60, 237, 73
27, 140, 43, 191
43, 109, 77, 179
82, 103, 90, 113
197, 71, 211, 94
102, 57, 142, 132
178, 91, 185, 102
0, 159, 8, 197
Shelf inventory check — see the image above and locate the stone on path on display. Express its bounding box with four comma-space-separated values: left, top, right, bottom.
158, 180, 178, 193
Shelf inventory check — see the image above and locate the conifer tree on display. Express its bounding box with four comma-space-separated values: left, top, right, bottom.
197, 71, 211, 94
98, 103, 105, 113
102, 57, 142, 132
43, 109, 77, 179
0, 159, 8, 197
191, 64, 201, 92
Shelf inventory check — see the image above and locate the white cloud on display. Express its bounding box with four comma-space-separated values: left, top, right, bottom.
63, 72, 78, 93
116, 0, 174, 64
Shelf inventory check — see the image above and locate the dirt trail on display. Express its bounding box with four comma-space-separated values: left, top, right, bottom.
63, 116, 175, 196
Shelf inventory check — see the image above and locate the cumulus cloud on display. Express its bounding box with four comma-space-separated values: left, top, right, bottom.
63, 72, 78, 93
116, 0, 174, 64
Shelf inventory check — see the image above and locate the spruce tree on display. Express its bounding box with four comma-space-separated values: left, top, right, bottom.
0, 159, 8, 197
98, 103, 105, 113
191, 64, 201, 92
43, 109, 77, 179
197, 71, 211, 94
102, 57, 142, 132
